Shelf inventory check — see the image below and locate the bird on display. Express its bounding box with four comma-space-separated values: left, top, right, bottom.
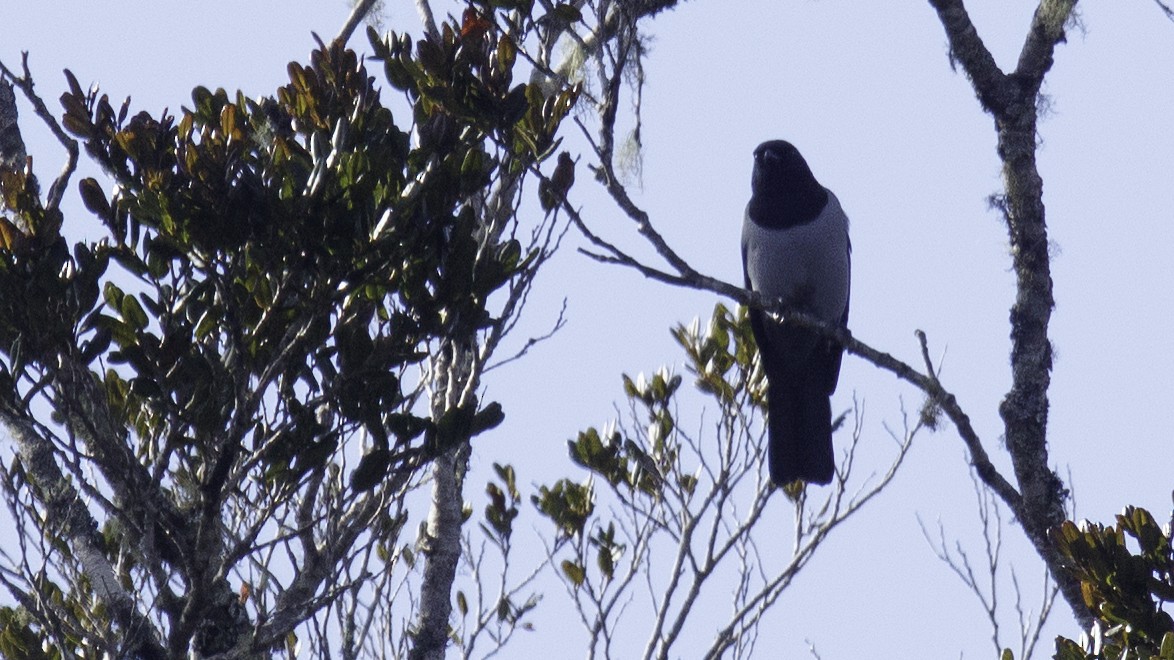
741, 139, 851, 486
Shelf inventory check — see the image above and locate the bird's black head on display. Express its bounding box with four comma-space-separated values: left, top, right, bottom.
748, 140, 828, 228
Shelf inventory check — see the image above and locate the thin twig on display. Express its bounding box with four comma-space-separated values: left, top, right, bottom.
485, 298, 568, 372
1158, 0, 1174, 21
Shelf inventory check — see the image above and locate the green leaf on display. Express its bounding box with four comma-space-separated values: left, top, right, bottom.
1052, 637, 1087, 660
1160, 632, 1174, 658
194, 310, 218, 341
129, 376, 163, 399
493, 462, 518, 499
456, 591, 468, 617
0, 216, 24, 252
119, 293, 148, 331
532, 478, 593, 538
350, 448, 391, 492
561, 560, 585, 587
496, 35, 517, 72
102, 281, 125, 309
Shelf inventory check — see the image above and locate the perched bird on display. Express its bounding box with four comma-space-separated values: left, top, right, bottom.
539, 151, 576, 213
741, 140, 851, 486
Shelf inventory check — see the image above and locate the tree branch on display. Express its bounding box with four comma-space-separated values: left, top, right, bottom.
1015, 0, 1078, 88
915, 331, 1022, 510
929, 0, 1086, 627
0, 54, 78, 211
0, 80, 27, 168
0, 410, 167, 658
1157, 0, 1174, 21
334, 0, 382, 47
927, 0, 1013, 113
415, 0, 440, 43
410, 446, 466, 660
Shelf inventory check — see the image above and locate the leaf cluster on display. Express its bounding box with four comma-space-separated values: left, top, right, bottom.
0, 4, 578, 653
534, 304, 761, 589
1052, 506, 1174, 659
0, 13, 578, 494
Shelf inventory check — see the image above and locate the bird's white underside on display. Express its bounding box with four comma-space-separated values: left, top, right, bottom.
742, 190, 851, 322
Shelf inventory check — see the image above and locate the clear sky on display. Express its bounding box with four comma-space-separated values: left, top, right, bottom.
2, 1, 1172, 657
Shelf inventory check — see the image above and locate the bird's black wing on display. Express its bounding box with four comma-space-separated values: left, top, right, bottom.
742, 240, 771, 358
821, 233, 851, 394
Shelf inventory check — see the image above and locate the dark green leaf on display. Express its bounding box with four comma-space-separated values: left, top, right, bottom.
470, 401, 504, 437
78, 178, 111, 218
350, 448, 392, 492
551, 3, 583, 22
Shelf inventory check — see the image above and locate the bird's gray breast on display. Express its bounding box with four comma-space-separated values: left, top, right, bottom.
742, 191, 850, 323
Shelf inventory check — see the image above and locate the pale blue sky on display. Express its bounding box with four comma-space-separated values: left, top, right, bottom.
3, 1, 1172, 657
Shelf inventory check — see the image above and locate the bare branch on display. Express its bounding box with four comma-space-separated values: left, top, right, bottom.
0, 410, 167, 658
0, 54, 79, 211
926, 0, 1012, 113
0, 79, 27, 168
415, 0, 441, 43
918, 471, 1059, 660
1011, 565, 1059, 660
1015, 0, 1079, 87
701, 405, 918, 660
1157, 0, 1174, 21
334, 0, 382, 47
485, 298, 568, 372
918, 474, 1005, 657
545, 323, 918, 660
914, 330, 1021, 509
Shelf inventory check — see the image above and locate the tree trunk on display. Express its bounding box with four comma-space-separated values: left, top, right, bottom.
411, 340, 476, 659
410, 447, 466, 660
928, 0, 1091, 627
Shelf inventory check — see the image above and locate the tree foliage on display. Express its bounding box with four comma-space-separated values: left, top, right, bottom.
0, 3, 577, 655
533, 304, 914, 659
1051, 506, 1174, 659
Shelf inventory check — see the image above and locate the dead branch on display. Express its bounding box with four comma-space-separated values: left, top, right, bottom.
0, 54, 78, 211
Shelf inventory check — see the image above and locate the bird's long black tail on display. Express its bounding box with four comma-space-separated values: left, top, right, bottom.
767, 383, 834, 486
